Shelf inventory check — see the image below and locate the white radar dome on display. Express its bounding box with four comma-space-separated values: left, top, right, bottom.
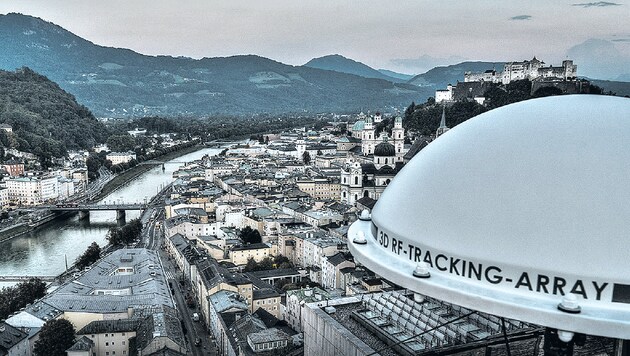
349, 95, 630, 338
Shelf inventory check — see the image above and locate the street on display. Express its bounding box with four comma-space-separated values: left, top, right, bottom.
139, 186, 218, 356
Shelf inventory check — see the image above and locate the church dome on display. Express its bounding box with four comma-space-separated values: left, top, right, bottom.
373, 141, 395, 156
351, 120, 365, 131
348, 95, 630, 338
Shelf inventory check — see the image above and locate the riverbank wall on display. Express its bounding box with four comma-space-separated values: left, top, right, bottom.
0, 212, 70, 243
0, 223, 31, 243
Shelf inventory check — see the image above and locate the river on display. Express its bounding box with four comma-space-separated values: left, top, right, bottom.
0, 147, 222, 281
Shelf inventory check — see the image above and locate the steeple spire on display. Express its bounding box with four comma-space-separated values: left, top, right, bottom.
439, 105, 447, 129
436, 105, 450, 138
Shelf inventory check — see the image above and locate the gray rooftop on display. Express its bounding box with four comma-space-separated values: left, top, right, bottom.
208, 290, 249, 313
43, 249, 173, 314
0, 322, 28, 351
77, 319, 141, 335
247, 328, 290, 345
66, 336, 94, 352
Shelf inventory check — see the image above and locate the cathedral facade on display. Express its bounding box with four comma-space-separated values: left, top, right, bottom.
340, 113, 407, 205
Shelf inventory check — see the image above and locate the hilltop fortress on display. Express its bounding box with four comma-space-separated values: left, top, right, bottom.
436, 57, 585, 103
464, 57, 577, 84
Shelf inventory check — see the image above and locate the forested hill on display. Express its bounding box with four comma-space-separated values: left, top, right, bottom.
0, 67, 108, 163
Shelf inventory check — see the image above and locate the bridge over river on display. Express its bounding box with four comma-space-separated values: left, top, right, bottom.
137, 159, 189, 166
31, 203, 149, 219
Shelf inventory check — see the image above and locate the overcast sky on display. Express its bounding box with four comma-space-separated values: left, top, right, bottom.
1, 0, 628, 76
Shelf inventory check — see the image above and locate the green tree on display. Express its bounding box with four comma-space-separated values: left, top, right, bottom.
243, 257, 257, 272
239, 226, 261, 244
257, 256, 274, 270
273, 254, 293, 269
302, 151, 311, 165
86, 155, 102, 181
533, 86, 564, 98
242, 257, 274, 272
106, 134, 136, 152
106, 226, 123, 245
404, 101, 416, 120
34, 319, 76, 356
0, 278, 47, 319
75, 242, 101, 270
108, 219, 143, 246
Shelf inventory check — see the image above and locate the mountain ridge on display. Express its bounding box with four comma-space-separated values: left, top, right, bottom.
1, 13, 626, 118
0, 13, 430, 117
304, 54, 406, 83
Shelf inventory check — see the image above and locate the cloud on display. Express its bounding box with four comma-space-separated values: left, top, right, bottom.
510, 15, 532, 20
571, 2, 621, 7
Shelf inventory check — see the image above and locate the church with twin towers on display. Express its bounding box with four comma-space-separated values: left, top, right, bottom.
339, 112, 408, 205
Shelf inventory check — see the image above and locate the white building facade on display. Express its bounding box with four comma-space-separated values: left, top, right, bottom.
6, 175, 59, 206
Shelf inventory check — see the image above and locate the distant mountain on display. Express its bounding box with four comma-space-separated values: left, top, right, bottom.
587, 79, 630, 97
304, 54, 406, 83
0, 14, 430, 117
408, 61, 504, 89
378, 69, 414, 81
0, 67, 108, 162
567, 39, 630, 81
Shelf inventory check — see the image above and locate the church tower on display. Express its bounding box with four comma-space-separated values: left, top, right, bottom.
362, 116, 375, 155
392, 116, 405, 162
436, 105, 450, 138
340, 161, 363, 204
374, 112, 383, 124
